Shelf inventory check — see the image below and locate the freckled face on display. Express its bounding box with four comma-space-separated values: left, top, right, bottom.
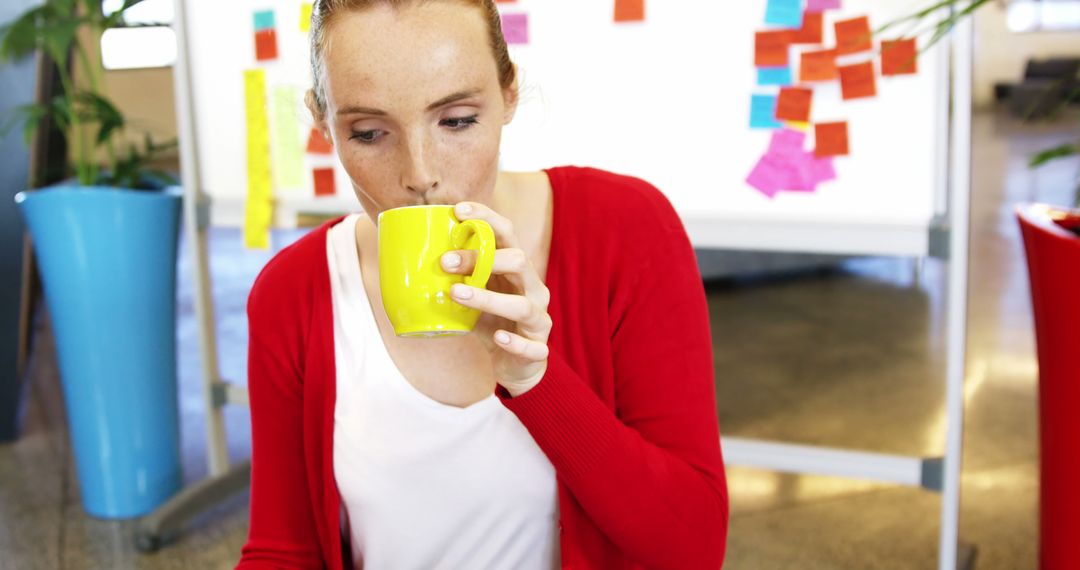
316, 2, 517, 221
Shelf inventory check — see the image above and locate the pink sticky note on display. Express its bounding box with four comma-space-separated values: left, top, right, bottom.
780, 152, 815, 191
746, 155, 786, 198
768, 128, 807, 157
809, 154, 837, 185
807, 0, 841, 12
501, 13, 528, 45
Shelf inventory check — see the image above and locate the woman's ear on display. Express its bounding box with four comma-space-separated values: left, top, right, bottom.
502, 65, 520, 125
304, 88, 332, 143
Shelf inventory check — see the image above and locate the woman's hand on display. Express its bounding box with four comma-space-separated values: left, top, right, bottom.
441, 201, 551, 397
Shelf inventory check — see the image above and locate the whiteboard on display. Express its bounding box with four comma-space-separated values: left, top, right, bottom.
182, 0, 947, 255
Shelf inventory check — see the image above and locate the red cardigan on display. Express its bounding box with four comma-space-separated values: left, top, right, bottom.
237, 166, 728, 569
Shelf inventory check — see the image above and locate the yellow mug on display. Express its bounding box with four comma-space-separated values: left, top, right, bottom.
377, 205, 496, 337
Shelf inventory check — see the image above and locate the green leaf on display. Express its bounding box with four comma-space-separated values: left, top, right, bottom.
74, 90, 125, 146
0, 7, 49, 62
1029, 143, 1079, 168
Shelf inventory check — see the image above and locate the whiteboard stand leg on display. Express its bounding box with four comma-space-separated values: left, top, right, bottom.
134, 0, 252, 552
913, 256, 924, 287
939, 4, 974, 570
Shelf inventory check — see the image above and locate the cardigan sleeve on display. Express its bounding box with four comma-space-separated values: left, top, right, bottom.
501, 192, 728, 569
236, 269, 325, 569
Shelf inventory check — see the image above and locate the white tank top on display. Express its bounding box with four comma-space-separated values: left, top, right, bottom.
327, 214, 560, 569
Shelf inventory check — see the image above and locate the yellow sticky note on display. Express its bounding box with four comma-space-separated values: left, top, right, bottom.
300, 3, 313, 32
272, 86, 305, 189
786, 120, 810, 132
244, 69, 273, 250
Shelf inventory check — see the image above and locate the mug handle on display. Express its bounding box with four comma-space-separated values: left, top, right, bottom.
451, 219, 496, 289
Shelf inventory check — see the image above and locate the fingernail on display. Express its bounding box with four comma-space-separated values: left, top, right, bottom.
452, 284, 472, 299
456, 203, 472, 216
495, 331, 511, 345
443, 252, 461, 268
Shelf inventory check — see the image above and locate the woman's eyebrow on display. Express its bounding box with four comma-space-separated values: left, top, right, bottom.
337, 88, 484, 117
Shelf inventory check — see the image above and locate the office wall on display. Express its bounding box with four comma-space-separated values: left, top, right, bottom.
0, 0, 39, 441
974, 4, 1080, 108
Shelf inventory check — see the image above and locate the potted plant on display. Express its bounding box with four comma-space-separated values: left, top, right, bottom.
0, 0, 183, 519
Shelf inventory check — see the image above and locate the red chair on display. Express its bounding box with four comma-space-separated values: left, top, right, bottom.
1017, 203, 1080, 570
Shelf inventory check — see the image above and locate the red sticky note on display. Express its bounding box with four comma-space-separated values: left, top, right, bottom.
881, 38, 918, 76
313, 168, 335, 197
815, 121, 849, 157
615, 0, 644, 22
800, 48, 837, 82
755, 30, 792, 67
306, 128, 333, 154
792, 12, 823, 44
835, 16, 872, 55
776, 87, 813, 122
254, 28, 278, 62
839, 61, 877, 100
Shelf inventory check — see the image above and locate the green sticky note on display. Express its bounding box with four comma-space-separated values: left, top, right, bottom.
272, 86, 305, 189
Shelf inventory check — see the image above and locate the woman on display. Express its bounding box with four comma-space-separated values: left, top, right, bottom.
237, 0, 728, 568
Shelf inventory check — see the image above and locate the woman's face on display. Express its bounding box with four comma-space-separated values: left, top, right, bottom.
314, 2, 517, 221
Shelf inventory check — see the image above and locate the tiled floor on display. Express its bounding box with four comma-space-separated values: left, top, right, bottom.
1, 110, 1077, 569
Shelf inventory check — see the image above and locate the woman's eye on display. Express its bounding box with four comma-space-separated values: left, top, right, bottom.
349, 130, 382, 144
442, 115, 479, 130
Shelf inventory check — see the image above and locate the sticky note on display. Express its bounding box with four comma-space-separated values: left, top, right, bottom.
792, 12, 823, 44
615, 0, 645, 22
244, 69, 272, 249
300, 3, 313, 32
776, 87, 813, 122
253, 10, 275, 31
271, 87, 304, 189
313, 168, 336, 197
757, 66, 792, 86
746, 154, 786, 198
255, 28, 278, 61
807, 0, 841, 12
306, 128, 333, 154
839, 61, 877, 100
501, 13, 528, 44
810, 155, 837, 184
786, 121, 810, 132
881, 38, 918, 76
750, 95, 783, 129
768, 128, 807, 156
835, 16, 873, 55
755, 30, 791, 67
800, 49, 838, 82
814, 121, 849, 156
765, 0, 803, 28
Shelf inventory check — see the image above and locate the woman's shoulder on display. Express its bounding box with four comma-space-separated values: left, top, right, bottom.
547, 165, 684, 234
247, 216, 344, 317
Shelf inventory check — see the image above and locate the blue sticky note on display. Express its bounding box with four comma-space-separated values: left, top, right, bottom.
254, 10, 276, 31
750, 95, 783, 129
765, 0, 803, 28
757, 66, 792, 86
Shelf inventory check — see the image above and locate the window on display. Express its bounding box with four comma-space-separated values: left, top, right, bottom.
1007, 0, 1080, 32
100, 0, 176, 70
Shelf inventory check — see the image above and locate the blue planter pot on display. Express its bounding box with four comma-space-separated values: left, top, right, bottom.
15, 185, 183, 519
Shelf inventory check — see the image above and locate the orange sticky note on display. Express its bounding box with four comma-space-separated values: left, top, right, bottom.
792, 12, 823, 44
313, 168, 335, 197
835, 16, 872, 55
800, 48, 837, 82
839, 61, 877, 100
881, 38, 918, 76
815, 121, 849, 157
776, 87, 813, 122
755, 30, 792, 67
306, 128, 333, 154
615, 0, 644, 22
254, 29, 278, 62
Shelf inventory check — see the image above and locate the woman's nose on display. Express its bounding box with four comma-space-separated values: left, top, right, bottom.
401, 136, 439, 195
